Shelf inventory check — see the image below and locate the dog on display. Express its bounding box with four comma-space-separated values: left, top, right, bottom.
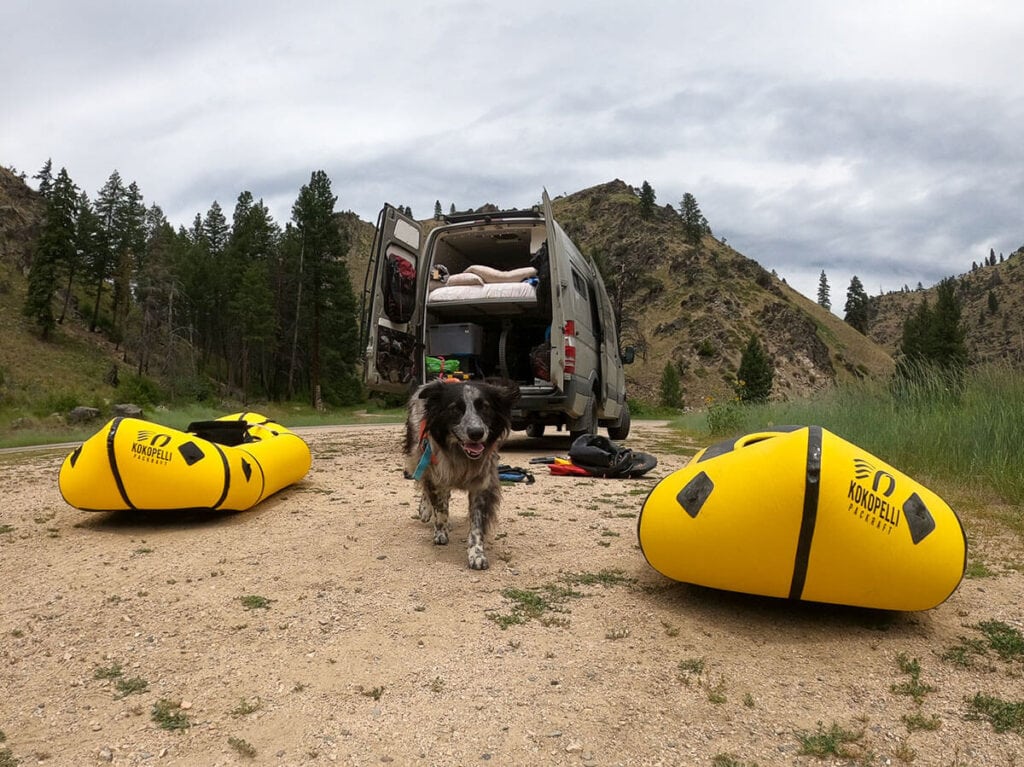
403, 378, 520, 569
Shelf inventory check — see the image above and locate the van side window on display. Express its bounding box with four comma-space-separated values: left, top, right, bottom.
571, 269, 588, 300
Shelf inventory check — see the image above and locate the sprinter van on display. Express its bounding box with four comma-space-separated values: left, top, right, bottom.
360, 191, 633, 441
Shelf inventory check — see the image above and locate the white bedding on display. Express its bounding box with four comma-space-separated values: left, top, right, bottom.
427, 281, 537, 304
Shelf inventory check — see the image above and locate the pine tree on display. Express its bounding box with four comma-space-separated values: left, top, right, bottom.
289, 170, 360, 407
639, 181, 656, 220
659, 361, 682, 408
679, 193, 709, 246
899, 277, 966, 371
24, 167, 79, 339
33, 158, 54, 199
434, 200, 442, 219
930, 277, 967, 369
89, 171, 127, 332
987, 290, 999, 314
449, 203, 456, 215
735, 335, 773, 403
817, 270, 831, 310
843, 275, 871, 333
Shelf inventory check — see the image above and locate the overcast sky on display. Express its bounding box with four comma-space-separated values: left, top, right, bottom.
4, 1, 1023, 306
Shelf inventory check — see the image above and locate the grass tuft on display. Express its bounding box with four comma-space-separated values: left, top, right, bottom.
795, 721, 863, 758
151, 699, 190, 731
966, 693, 1024, 734
238, 594, 273, 610
228, 736, 257, 758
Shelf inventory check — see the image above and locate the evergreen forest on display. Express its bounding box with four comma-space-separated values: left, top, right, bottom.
22, 161, 362, 408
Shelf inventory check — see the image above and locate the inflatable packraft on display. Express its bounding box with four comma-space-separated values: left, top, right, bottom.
637, 426, 967, 611
59, 412, 311, 512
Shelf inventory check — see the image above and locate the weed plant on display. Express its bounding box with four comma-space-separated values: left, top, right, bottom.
795, 721, 863, 758
967, 693, 1024, 734
151, 699, 190, 730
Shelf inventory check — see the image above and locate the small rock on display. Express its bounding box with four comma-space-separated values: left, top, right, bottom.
179, 700, 192, 710
565, 741, 583, 753
98, 748, 113, 762
68, 406, 101, 424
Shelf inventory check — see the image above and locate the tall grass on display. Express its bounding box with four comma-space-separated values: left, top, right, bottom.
676, 363, 1024, 504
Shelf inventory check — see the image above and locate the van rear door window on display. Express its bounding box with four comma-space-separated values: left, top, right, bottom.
383, 249, 417, 324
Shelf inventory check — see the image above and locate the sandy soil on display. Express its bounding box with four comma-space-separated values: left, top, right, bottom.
0, 421, 1021, 767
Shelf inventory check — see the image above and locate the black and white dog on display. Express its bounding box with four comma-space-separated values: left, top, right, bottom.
403, 378, 520, 569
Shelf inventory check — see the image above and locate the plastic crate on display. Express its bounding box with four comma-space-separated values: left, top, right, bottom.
427, 323, 484, 356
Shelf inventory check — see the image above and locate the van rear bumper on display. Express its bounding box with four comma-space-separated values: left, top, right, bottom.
511, 380, 589, 425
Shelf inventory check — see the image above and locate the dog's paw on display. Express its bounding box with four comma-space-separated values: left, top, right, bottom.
417, 498, 433, 523
433, 528, 449, 546
467, 551, 489, 570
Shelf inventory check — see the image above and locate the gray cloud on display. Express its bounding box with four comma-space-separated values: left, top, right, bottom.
3, 1, 1023, 308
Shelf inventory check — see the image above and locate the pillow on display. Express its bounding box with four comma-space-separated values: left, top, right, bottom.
446, 272, 486, 287
465, 264, 538, 284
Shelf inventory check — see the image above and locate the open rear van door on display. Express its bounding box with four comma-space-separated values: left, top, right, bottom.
360, 204, 424, 393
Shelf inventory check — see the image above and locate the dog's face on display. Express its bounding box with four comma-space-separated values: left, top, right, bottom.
418, 379, 519, 460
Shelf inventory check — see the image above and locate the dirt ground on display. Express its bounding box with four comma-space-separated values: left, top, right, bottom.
1, 421, 1021, 767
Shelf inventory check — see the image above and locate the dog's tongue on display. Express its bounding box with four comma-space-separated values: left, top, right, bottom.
462, 442, 486, 459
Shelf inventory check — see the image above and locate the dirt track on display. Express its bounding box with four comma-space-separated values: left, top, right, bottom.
1, 422, 1022, 766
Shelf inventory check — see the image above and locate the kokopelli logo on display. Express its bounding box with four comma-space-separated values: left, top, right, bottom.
136, 430, 172, 448
853, 457, 896, 497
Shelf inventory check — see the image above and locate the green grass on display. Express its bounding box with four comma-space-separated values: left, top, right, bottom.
941, 620, 1024, 668
976, 620, 1024, 661
227, 736, 256, 758
151, 699, 190, 731
238, 594, 273, 610
671, 362, 1024, 506
891, 653, 934, 704
967, 693, 1024, 734
795, 721, 863, 758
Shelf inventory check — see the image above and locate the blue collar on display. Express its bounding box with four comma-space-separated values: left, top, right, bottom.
412, 439, 432, 480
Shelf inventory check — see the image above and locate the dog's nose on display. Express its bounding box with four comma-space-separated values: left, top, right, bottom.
467, 427, 485, 442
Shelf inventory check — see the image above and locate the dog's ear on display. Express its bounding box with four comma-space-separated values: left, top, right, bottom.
483, 378, 520, 405
417, 380, 447, 399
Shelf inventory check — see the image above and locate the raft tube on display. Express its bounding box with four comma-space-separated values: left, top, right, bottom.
637, 426, 967, 611
59, 412, 311, 512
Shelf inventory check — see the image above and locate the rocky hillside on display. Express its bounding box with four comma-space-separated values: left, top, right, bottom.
549, 180, 894, 405
0, 166, 43, 278
866, 249, 1024, 365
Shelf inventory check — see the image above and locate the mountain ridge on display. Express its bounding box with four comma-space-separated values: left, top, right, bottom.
2, 167, 1018, 412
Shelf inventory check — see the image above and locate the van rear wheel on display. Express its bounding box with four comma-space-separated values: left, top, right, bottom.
568, 398, 597, 445
607, 401, 631, 441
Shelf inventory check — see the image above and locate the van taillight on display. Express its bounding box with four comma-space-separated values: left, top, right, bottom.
563, 321, 576, 374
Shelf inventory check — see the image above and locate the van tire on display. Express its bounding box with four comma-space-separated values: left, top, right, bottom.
568, 397, 597, 445
607, 401, 631, 441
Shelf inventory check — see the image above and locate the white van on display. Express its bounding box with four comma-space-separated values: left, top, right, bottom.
360, 191, 633, 441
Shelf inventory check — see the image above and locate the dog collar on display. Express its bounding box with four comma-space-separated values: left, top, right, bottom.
412, 439, 433, 480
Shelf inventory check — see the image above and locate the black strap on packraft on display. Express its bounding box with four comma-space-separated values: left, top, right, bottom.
186, 420, 253, 446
